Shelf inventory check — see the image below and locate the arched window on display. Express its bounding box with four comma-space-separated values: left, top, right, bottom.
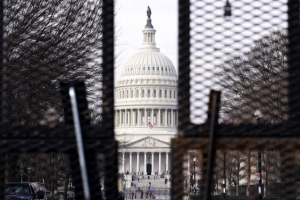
136, 90, 139, 98
142, 89, 145, 98
148, 89, 150, 97
159, 90, 162, 98
165, 90, 167, 98
153, 89, 156, 98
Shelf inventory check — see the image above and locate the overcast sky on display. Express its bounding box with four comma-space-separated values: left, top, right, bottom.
114, 0, 288, 124
114, 0, 178, 83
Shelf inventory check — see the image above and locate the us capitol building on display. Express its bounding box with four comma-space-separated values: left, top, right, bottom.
115, 7, 177, 179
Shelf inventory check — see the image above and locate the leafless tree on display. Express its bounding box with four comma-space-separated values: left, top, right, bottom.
4, 0, 102, 126
4, 0, 103, 189
16, 153, 70, 197
216, 30, 287, 196
216, 30, 288, 124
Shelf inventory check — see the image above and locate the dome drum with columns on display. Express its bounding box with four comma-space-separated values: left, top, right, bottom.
115, 7, 177, 178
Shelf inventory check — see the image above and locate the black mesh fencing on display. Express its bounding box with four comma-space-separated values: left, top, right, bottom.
0, 0, 117, 199
175, 0, 300, 200
0, 0, 299, 200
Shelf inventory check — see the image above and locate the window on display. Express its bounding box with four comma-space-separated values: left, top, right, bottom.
153, 89, 156, 98
174, 91, 175, 98
148, 67, 150, 70
143, 67, 145, 70
165, 90, 167, 98
148, 89, 150, 97
131, 90, 133, 98
136, 90, 139, 98
120, 91, 121, 99
142, 89, 144, 98
153, 67, 155, 70
159, 90, 162, 98
127, 90, 129, 98
161, 67, 163, 71
157, 67, 159, 71
123, 91, 124, 98
169, 90, 171, 98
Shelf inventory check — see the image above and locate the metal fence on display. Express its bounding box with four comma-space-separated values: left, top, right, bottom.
0, 0, 299, 200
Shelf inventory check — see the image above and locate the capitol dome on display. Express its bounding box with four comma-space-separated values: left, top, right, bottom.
115, 7, 177, 177
120, 48, 177, 79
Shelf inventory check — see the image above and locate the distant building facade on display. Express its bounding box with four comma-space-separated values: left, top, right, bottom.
115, 8, 177, 176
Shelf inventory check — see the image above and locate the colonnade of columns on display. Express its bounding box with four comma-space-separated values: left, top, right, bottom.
115, 108, 177, 127
121, 152, 170, 175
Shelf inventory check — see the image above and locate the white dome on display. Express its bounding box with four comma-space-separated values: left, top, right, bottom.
120, 49, 177, 78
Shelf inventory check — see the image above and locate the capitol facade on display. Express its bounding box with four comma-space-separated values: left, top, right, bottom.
115, 8, 177, 177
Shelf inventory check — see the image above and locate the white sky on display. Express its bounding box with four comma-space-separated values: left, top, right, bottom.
114, 0, 178, 84
114, 0, 288, 124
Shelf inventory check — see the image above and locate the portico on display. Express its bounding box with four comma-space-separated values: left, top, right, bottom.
119, 137, 171, 175
121, 151, 170, 175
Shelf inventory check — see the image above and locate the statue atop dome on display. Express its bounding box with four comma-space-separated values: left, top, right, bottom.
147, 6, 151, 18
145, 6, 153, 28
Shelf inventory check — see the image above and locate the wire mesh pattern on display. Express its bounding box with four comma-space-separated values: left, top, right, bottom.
0, 0, 117, 199
176, 0, 300, 200
0, 0, 299, 199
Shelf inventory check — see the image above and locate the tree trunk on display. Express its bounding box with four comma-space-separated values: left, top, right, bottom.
63, 176, 69, 200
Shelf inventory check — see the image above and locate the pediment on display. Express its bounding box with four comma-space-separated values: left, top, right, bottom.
128, 136, 170, 148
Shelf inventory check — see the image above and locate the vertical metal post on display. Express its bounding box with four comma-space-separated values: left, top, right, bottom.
69, 87, 91, 200
205, 90, 221, 200
102, 0, 115, 138
178, 0, 191, 137
258, 152, 262, 199
223, 153, 226, 200
193, 158, 195, 188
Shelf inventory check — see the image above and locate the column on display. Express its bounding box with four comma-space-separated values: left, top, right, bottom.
125, 109, 127, 126
171, 109, 174, 127
151, 108, 154, 124
119, 110, 122, 126
138, 109, 141, 126
122, 152, 125, 173
159, 152, 161, 174
128, 110, 131, 126
152, 152, 154, 175
175, 110, 177, 126
131, 109, 134, 126
137, 152, 139, 173
187, 153, 190, 176
129, 152, 132, 173
166, 152, 169, 173
158, 109, 161, 126
144, 108, 147, 126
165, 109, 168, 126
144, 152, 147, 174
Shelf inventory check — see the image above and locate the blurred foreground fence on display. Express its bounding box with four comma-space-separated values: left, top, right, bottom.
0, 0, 298, 200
